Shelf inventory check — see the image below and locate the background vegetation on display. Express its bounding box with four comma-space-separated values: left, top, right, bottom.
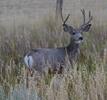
0, 0, 107, 100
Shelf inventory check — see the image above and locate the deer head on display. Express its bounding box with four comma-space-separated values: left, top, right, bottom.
61, 9, 93, 44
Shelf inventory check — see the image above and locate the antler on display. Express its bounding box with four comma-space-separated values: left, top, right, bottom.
81, 9, 85, 24
81, 9, 93, 27
61, 14, 70, 25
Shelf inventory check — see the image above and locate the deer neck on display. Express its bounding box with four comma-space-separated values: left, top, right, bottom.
66, 39, 80, 55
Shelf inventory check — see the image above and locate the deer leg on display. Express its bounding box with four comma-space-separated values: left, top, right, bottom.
26, 68, 34, 88
28, 68, 34, 77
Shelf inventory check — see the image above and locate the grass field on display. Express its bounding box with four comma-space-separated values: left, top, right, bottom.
0, 0, 107, 100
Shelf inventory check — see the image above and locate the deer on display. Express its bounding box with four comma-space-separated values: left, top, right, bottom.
24, 9, 93, 76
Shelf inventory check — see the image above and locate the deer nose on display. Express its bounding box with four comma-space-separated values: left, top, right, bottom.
79, 37, 83, 40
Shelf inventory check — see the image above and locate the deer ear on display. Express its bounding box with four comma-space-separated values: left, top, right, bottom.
81, 24, 91, 32
63, 24, 73, 33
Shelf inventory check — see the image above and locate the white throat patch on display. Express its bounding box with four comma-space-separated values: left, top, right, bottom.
75, 40, 82, 44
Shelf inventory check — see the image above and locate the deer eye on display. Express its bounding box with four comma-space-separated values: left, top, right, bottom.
72, 32, 76, 35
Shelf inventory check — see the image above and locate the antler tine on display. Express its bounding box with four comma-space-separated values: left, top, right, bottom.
84, 11, 93, 26
80, 9, 93, 27
89, 10, 91, 18
81, 9, 86, 24
87, 10, 93, 24
62, 14, 70, 25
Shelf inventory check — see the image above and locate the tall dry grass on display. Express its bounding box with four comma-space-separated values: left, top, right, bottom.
0, 13, 107, 100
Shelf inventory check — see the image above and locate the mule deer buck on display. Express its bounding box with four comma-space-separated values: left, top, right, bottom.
24, 9, 92, 75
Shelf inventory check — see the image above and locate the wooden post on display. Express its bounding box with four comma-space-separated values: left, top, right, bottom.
56, 0, 63, 23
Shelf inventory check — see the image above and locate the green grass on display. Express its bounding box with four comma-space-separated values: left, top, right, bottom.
0, 14, 107, 100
